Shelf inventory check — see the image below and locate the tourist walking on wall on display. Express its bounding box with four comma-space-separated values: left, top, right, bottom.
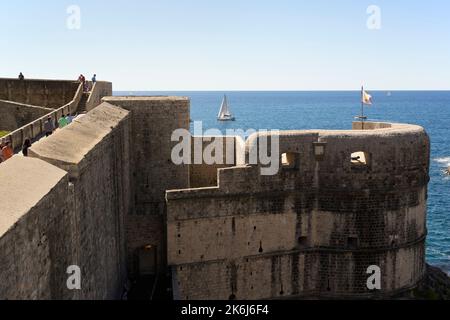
0, 140, 4, 163
1, 141, 13, 161
44, 116, 55, 137
18, 72, 24, 80
22, 139, 31, 157
78, 74, 85, 83
92, 74, 97, 83
58, 114, 68, 128
78, 74, 87, 92
65, 114, 73, 124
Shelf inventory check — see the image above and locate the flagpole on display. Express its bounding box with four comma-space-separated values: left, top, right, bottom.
361, 86, 365, 130
356, 86, 368, 130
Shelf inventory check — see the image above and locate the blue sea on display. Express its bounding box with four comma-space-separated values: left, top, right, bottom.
116, 91, 450, 274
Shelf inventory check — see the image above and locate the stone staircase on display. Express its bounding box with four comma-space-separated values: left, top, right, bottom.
76, 92, 90, 114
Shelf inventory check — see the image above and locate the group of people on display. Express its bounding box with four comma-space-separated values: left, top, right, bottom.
0, 114, 67, 163
44, 113, 76, 137
78, 74, 97, 92
1, 114, 76, 162
0, 72, 94, 164
17, 72, 97, 86
1, 112, 78, 164
58, 114, 74, 129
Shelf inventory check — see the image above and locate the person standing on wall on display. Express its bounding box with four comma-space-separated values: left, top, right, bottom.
1, 141, 13, 161
58, 114, 69, 129
18, 72, 25, 80
0, 139, 5, 163
65, 114, 73, 124
78, 74, 86, 92
44, 116, 55, 137
92, 74, 97, 84
22, 139, 31, 157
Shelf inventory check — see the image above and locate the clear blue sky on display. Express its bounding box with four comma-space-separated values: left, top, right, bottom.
1, 0, 449, 90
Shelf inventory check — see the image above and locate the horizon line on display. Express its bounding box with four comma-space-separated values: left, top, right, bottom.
114, 89, 450, 92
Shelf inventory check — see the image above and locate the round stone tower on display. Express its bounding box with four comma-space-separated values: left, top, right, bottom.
166, 121, 430, 299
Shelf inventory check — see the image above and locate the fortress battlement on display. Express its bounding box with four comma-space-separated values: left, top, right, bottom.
166, 121, 429, 299
0, 81, 431, 300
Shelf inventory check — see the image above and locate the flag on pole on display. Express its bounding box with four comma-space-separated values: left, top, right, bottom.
362, 89, 373, 105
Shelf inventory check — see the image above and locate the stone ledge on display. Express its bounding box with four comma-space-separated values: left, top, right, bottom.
103, 96, 189, 102
28, 102, 129, 166
0, 156, 67, 237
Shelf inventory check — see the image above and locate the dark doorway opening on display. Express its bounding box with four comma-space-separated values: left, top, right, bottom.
127, 245, 172, 300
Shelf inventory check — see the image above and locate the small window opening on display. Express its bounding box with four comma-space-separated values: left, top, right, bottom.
347, 236, 359, 249
282, 152, 300, 169
298, 236, 308, 248
351, 151, 371, 167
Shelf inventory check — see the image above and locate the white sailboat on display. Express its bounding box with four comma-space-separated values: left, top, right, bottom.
217, 95, 235, 121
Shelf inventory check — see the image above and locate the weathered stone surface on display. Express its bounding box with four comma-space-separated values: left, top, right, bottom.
0, 157, 71, 299
0, 78, 79, 109
29, 102, 129, 168
406, 264, 450, 300
1, 87, 446, 301
0, 100, 53, 131
0, 102, 131, 300
102, 96, 190, 275
29, 102, 131, 299
189, 136, 239, 188
85, 82, 113, 112
0, 157, 67, 237
167, 122, 431, 300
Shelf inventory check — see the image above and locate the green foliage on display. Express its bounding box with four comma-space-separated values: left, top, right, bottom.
412, 288, 440, 300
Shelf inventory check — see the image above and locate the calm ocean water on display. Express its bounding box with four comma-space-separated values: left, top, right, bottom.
116, 91, 450, 273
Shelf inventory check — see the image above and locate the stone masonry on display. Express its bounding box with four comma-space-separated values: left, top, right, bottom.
167, 123, 430, 299
0, 80, 433, 300
101, 97, 190, 275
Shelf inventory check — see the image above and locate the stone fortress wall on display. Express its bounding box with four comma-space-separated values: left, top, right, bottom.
85, 82, 113, 112
0, 79, 79, 135
0, 99, 53, 132
0, 103, 130, 299
0, 78, 80, 109
0, 78, 112, 151
167, 124, 430, 299
0, 79, 431, 300
101, 97, 191, 274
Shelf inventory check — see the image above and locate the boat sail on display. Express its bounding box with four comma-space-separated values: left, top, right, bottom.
217, 95, 235, 121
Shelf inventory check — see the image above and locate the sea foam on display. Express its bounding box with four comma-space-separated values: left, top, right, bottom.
434, 157, 450, 166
